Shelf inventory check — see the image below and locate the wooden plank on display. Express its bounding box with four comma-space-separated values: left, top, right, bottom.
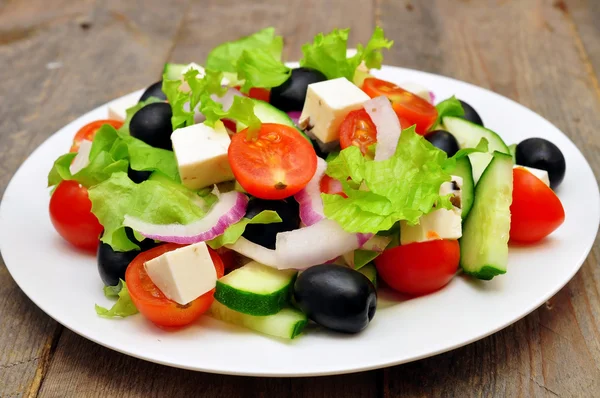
379, 0, 600, 396
36, 0, 379, 396
0, 0, 191, 396
564, 0, 600, 90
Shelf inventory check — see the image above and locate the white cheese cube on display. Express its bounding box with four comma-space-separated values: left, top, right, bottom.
398, 82, 432, 103
69, 140, 93, 175
514, 165, 550, 187
440, 176, 463, 208
107, 91, 141, 121
400, 208, 463, 245
171, 122, 234, 190
144, 242, 217, 305
299, 77, 370, 144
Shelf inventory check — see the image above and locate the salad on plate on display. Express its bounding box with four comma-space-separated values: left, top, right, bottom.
47, 27, 567, 340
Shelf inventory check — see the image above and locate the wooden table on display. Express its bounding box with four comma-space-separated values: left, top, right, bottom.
1, 0, 599, 396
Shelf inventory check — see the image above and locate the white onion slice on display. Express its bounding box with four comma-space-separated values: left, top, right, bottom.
225, 237, 279, 268
294, 158, 327, 226
69, 140, 93, 174
123, 191, 248, 244
211, 87, 243, 112
364, 96, 402, 161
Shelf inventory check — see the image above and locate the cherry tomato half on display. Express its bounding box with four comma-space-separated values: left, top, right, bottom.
229, 123, 317, 200
319, 175, 347, 198
510, 167, 565, 243
339, 109, 378, 156
70, 120, 123, 152
362, 78, 437, 134
49, 181, 103, 252
375, 240, 460, 296
234, 86, 271, 103
125, 243, 225, 328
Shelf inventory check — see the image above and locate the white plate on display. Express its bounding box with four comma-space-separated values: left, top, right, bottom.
1, 66, 598, 377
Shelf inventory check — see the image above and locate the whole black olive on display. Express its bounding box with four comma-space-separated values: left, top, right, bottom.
242, 199, 300, 249
139, 80, 167, 102
270, 68, 327, 112
97, 243, 140, 287
516, 137, 566, 189
459, 100, 484, 126
294, 264, 377, 334
425, 130, 460, 157
129, 102, 173, 150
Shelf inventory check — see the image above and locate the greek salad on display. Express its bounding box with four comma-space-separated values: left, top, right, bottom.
47, 27, 567, 339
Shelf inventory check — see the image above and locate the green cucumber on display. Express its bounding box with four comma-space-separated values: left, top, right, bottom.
460, 151, 514, 280
449, 156, 475, 220
357, 263, 377, 288
210, 301, 307, 340
163, 63, 188, 80
443, 116, 510, 184
237, 99, 310, 141
215, 261, 297, 316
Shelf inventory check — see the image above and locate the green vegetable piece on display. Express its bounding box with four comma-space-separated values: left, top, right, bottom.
95, 280, 138, 318
207, 210, 282, 249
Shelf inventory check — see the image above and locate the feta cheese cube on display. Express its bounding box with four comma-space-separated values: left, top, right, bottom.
440, 175, 463, 209
171, 122, 234, 190
400, 208, 463, 245
398, 82, 433, 103
107, 91, 141, 121
514, 165, 550, 187
299, 77, 370, 144
69, 140, 93, 175
144, 242, 218, 305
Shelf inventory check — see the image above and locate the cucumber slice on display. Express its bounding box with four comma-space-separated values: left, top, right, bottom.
443, 116, 510, 183
357, 263, 377, 288
460, 152, 514, 280
449, 156, 475, 220
210, 301, 307, 340
162, 63, 188, 80
215, 261, 297, 316
237, 99, 310, 141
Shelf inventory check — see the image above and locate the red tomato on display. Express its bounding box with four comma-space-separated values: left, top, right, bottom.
125, 243, 225, 328
510, 167, 565, 243
228, 123, 317, 200
362, 78, 437, 134
339, 109, 378, 156
234, 86, 271, 102
70, 120, 123, 152
49, 181, 103, 252
375, 240, 460, 296
319, 175, 347, 198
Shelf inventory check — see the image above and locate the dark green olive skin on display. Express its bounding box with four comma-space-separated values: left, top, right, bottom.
129, 102, 173, 150
242, 199, 300, 249
139, 80, 167, 102
294, 264, 377, 334
459, 100, 484, 126
425, 130, 460, 157
270, 68, 327, 112
516, 137, 566, 189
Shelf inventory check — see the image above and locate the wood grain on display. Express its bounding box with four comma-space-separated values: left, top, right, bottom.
380, 0, 600, 396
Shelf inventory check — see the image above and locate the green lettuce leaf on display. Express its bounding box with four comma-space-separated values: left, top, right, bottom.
299, 27, 393, 81
88, 172, 206, 251
47, 148, 128, 188
201, 95, 261, 134
434, 96, 464, 128
206, 27, 284, 73
207, 210, 282, 249
322, 126, 453, 234
352, 250, 381, 270
103, 280, 124, 298
118, 96, 163, 135
236, 48, 291, 92
95, 280, 138, 318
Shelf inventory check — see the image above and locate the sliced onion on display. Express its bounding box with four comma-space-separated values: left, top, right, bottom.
275, 219, 363, 270
70, 140, 93, 174
123, 191, 248, 244
361, 235, 391, 252
287, 111, 301, 126
211, 87, 243, 112
429, 91, 436, 105
364, 96, 402, 161
225, 237, 279, 268
294, 158, 327, 226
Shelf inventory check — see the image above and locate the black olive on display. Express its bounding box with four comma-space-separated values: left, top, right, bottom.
129, 102, 173, 150
294, 264, 377, 334
124, 227, 157, 251
270, 68, 327, 112
242, 198, 300, 249
127, 167, 152, 184
424, 130, 460, 157
312, 139, 329, 159
139, 80, 167, 102
459, 100, 484, 126
516, 138, 566, 189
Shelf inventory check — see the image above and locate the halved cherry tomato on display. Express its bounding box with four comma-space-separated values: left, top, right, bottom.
70, 120, 123, 152
49, 181, 103, 252
234, 86, 271, 102
510, 167, 565, 243
375, 239, 460, 296
229, 123, 317, 200
125, 243, 225, 328
362, 78, 437, 134
319, 175, 347, 198
339, 109, 377, 156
